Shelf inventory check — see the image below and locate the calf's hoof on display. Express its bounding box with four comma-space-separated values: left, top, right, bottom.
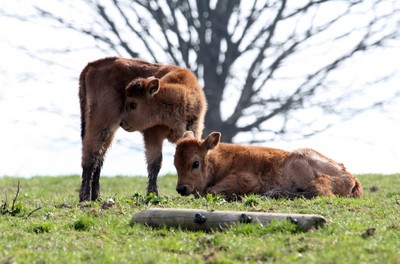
79, 192, 91, 203
147, 186, 159, 197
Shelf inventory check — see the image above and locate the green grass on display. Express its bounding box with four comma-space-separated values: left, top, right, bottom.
0, 174, 399, 263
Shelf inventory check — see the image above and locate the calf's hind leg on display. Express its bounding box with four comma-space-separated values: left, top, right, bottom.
91, 128, 117, 200
143, 126, 169, 196
283, 156, 334, 198
80, 126, 117, 202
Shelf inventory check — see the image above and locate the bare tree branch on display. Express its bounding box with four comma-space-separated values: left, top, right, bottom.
111, 0, 158, 62
225, 0, 287, 132
96, 3, 139, 58
5, 0, 399, 143
11, 181, 20, 213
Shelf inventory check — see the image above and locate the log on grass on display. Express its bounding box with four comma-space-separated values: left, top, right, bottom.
132, 208, 327, 231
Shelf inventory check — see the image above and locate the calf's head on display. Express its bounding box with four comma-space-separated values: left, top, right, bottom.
120, 77, 160, 132
174, 131, 221, 196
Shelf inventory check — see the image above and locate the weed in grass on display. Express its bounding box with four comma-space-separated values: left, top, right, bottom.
1, 202, 23, 216
243, 195, 259, 207
72, 214, 95, 231
145, 192, 169, 205
131, 192, 146, 205
27, 222, 52, 234
1, 192, 40, 217
205, 193, 227, 204
1, 181, 24, 216
260, 251, 276, 262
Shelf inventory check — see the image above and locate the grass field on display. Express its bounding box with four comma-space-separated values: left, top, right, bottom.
0, 174, 399, 263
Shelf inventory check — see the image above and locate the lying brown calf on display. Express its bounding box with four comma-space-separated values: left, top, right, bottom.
174, 132, 363, 199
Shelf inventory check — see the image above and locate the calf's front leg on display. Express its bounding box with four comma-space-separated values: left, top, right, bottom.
205, 172, 261, 200
143, 126, 169, 196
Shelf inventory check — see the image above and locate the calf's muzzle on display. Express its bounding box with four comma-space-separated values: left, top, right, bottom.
119, 119, 132, 131
176, 185, 190, 196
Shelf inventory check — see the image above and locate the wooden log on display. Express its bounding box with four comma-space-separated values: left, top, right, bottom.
132, 208, 327, 231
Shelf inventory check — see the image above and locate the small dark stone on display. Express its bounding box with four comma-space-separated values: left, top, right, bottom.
361, 228, 376, 238
369, 186, 379, 192
101, 198, 115, 209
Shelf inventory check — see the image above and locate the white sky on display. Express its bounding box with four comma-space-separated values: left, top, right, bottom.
0, 1, 399, 177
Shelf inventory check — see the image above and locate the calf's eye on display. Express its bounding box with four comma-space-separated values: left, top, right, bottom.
191, 160, 199, 169
129, 102, 137, 110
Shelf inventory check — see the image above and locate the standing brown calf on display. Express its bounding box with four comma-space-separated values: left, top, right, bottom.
79, 57, 206, 202
174, 131, 363, 199
119, 68, 207, 192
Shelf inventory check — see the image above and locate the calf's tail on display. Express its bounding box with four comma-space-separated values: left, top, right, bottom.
79, 65, 89, 141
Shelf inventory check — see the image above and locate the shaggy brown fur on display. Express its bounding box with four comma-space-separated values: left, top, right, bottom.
119, 69, 207, 192
79, 57, 206, 202
120, 68, 206, 141
174, 132, 363, 199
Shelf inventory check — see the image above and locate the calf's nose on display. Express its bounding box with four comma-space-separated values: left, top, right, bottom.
176, 185, 189, 196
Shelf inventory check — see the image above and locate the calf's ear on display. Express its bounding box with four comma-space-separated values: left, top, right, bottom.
203, 132, 221, 150
147, 78, 160, 98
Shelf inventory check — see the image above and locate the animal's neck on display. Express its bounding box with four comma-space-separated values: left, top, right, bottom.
204, 153, 214, 189
204, 150, 226, 188
159, 86, 185, 104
